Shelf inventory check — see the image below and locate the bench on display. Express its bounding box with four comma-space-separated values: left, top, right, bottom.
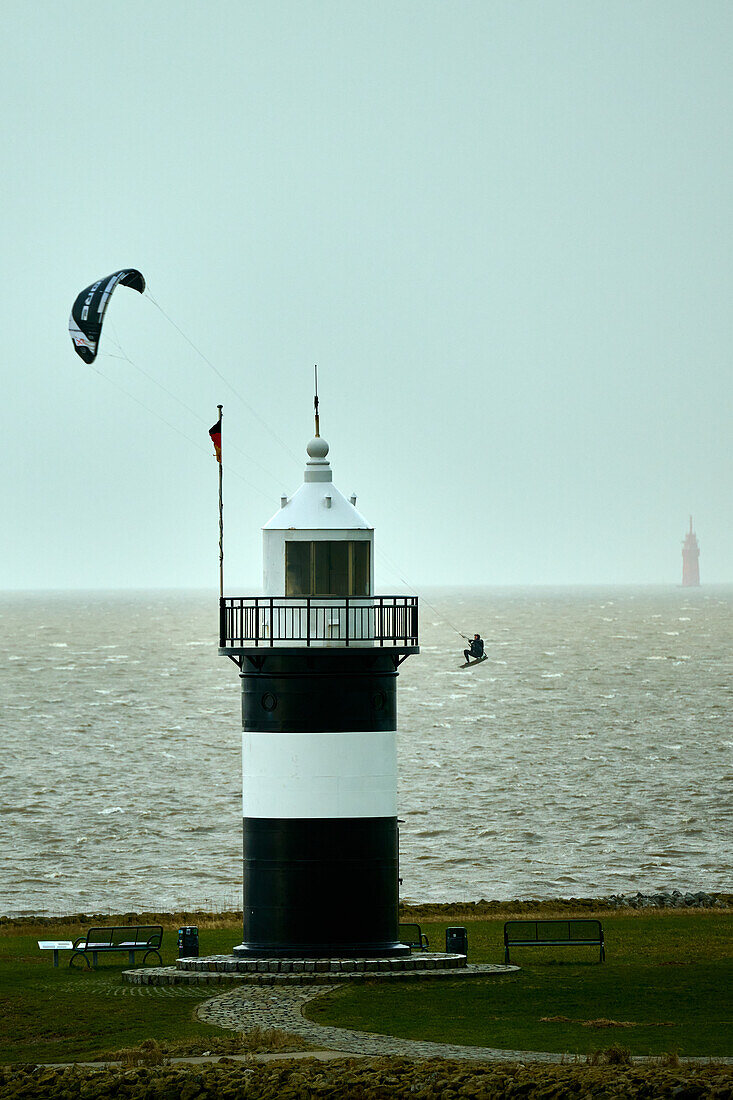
69, 925, 163, 969
398, 922, 429, 950
504, 919, 605, 963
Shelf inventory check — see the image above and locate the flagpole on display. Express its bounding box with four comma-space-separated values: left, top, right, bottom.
217, 404, 224, 599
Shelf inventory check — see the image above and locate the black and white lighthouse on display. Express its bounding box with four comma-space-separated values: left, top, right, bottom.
219, 420, 418, 957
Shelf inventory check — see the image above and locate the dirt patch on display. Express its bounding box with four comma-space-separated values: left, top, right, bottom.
540, 1016, 676, 1029
97, 1028, 313, 1063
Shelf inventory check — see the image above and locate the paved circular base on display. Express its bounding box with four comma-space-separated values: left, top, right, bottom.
123, 952, 486, 987
183, 951, 463, 974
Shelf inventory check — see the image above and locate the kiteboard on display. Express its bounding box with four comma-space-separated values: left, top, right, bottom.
460, 655, 488, 669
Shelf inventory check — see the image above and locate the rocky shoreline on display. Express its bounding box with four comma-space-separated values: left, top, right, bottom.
399, 891, 732, 920
2, 891, 730, 928
603, 890, 728, 910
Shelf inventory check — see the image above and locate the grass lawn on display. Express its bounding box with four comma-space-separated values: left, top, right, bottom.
305, 912, 733, 1057
0, 921, 246, 1063
1, 910, 731, 1064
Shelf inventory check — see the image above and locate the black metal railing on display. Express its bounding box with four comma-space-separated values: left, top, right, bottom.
219, 596, 419, 648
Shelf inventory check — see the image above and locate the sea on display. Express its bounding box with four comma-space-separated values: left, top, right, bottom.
2, 587, 731, 917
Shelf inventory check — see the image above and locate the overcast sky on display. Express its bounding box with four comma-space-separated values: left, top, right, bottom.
1, 1, 730, 590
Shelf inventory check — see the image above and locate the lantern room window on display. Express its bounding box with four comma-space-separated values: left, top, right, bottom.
285, 541, 371, 597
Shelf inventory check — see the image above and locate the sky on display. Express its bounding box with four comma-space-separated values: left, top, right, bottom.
1, 1, 731, 589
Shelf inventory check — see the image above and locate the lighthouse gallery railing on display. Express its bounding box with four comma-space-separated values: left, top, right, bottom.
220, 596, 418, 648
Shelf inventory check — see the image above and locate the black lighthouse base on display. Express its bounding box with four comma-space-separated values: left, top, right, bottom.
231, 647, 416, 959
233, 815, 409, 958
232, 942, 410, 959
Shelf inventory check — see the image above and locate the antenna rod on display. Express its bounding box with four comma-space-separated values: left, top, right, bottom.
217, 405, 223, 599
314, 364, 320, 437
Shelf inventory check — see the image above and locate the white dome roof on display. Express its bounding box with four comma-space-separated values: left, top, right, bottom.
263, 436, 371, 531
264, 481, 370, 530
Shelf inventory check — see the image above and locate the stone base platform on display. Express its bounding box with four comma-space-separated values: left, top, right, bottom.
123, 951, 483, 986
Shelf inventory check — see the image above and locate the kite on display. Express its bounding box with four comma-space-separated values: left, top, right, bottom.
69, 269, 146, 363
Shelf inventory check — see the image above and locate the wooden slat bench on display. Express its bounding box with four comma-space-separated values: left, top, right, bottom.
69, 925, 163, 969
398, 922, 430, 950
504, 919, 605, 963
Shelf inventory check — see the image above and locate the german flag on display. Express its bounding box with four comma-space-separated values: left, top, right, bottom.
209, 416, 222, 463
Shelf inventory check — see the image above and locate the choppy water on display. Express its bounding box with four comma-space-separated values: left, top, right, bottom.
1, 587, 731, 916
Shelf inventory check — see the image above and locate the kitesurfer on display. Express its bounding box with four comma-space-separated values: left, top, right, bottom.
463, 634, 484, 664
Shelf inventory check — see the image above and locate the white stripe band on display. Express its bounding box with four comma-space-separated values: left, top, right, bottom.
242, 731, 397, 819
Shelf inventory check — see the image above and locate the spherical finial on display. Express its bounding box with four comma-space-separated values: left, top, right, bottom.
306, 436, 329, 460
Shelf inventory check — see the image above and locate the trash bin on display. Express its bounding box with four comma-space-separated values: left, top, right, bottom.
446, 926, 468, 956
178, 926, 199, 958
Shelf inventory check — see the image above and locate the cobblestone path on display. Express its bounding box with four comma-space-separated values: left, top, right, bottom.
197, 968, 565, 1064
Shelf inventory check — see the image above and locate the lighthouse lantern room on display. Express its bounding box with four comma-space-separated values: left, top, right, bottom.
219, 425, 418, 958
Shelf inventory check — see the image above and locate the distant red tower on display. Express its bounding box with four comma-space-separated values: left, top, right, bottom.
681, 516, 700, 587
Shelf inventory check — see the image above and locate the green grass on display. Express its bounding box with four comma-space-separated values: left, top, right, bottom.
2, 911, 731, 1064
305, 912, 733, 1057
0, 921, 244, 1063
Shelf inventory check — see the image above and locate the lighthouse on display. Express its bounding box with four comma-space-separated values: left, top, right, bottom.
681, 516, 700, 587
219, 417, 419, 957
